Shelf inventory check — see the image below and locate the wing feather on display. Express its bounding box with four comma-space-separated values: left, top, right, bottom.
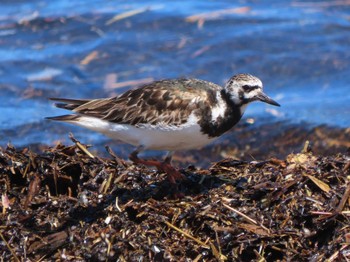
50, 79, 222, 127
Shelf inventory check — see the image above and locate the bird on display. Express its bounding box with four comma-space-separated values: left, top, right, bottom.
47, 73, 280, 184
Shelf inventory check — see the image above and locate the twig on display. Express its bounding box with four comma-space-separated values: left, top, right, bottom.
304, 174, 330, 193
343, 161, 350, 172
164, 220, 210, 249
335, 182, 350, 214
301, 140, 310, 153
24, 174, 41, 209
222, 202, 270, 233
0, 231, 20, 262
211, 230, 227, 261
327, 243, 350, 262
69, 133, 95, 159
311, 210, 350, 216
105, 145, 126, 167
115, 197, 122, 212
310, 211, 333, 215
310, 183, 350, 221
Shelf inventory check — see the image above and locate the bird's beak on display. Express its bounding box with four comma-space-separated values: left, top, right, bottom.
257, 92, 280, 107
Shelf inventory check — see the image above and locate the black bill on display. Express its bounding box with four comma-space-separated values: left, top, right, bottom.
257, 92, 280, 107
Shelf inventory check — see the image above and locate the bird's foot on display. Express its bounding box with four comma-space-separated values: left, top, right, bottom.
129, 153, 185, 184
159, 161, 185, 184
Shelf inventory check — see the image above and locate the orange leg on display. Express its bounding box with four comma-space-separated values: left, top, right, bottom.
129, 148, 185, 184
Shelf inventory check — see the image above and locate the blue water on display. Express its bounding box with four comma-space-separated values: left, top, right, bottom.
0, 0, 349, 147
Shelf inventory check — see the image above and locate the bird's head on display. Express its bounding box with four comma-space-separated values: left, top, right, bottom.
224, 73, 280, 109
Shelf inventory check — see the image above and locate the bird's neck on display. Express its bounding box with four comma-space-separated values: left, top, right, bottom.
198, 90, 244, 138
220, 89, 246, 124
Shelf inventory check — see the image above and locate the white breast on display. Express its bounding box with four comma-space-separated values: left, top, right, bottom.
70, 114, 217, 151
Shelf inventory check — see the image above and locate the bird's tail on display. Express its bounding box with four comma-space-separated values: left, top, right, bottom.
47, 98, 90, 122
49, 97, 90, 111
45, 114, 81, 122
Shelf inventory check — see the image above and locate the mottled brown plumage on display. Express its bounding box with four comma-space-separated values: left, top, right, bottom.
51, 78, 222, 127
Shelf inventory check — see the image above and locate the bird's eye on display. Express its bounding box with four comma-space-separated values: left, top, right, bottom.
242, 85, 258, 92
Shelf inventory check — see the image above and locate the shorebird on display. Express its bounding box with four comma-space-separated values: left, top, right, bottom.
47, 74, 280, 183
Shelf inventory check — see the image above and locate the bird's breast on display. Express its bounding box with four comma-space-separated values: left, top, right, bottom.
72, 115, 216, 151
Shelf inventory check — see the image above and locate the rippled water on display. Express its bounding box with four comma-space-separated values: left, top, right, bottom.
0, 0, 349, 148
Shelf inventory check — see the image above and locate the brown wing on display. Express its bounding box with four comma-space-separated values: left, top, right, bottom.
51, 79, 222, 127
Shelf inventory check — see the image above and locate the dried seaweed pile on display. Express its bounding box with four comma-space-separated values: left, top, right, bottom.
1, 140, 350, 261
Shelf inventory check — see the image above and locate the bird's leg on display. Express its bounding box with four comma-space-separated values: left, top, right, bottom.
158, 151, 185, 183
129, 146, 143, 162
163, 151, 173, 164
129, 146, 161, 167
129, 148, 185, 184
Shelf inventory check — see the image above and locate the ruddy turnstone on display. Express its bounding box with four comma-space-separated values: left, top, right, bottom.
47, 73, 280, 183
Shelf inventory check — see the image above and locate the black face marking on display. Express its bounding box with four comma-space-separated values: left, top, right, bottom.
238, 90, 244, 100
242, 85, 260, 93
198, 90, 243, 138
238, 90, 250, 105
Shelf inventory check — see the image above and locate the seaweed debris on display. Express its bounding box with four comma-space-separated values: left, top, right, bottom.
1, 138, 350, 261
